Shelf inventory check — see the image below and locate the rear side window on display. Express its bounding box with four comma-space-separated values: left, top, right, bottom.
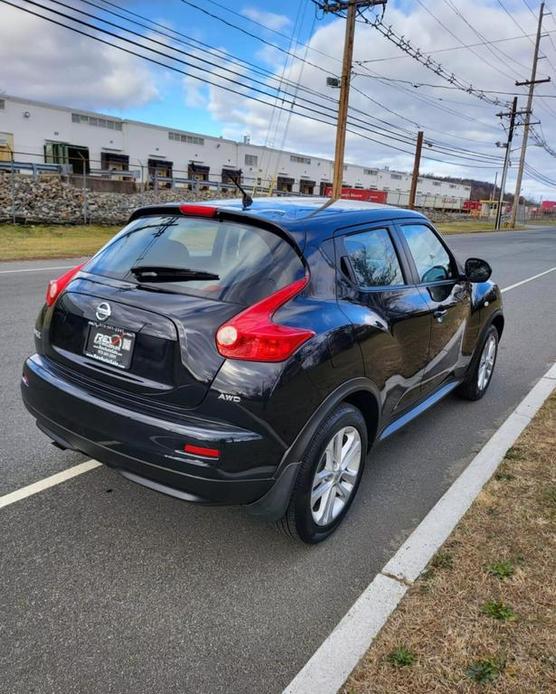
343, 228, 404, 287
400, 223, 454, 283
85, 215, 304, 305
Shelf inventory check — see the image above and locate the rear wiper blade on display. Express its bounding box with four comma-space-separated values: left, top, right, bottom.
130, 265, 219, 282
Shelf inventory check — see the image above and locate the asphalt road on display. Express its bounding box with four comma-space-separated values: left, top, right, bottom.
1, 228, 555, 694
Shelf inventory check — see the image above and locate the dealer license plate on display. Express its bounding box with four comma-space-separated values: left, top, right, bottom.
84, 322, 135, 370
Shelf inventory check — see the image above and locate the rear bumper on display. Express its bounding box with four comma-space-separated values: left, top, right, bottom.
21, 354, 285, 507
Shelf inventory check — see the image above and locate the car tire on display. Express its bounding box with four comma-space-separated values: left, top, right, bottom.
456, 324, 499, 401
276, 403, 368, 544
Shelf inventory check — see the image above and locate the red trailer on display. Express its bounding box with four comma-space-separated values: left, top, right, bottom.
463, 200, 481, 212
323, 186, 388, 203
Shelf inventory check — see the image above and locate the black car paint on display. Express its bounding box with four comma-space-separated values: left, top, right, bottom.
22, 198, 503, 521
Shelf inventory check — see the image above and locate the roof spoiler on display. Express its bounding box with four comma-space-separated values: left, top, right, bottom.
126, 204, 305, 260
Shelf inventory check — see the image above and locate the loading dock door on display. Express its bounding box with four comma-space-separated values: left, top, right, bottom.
148, 159, 173, 187
101, 152, 129, 171
222, 168, 241, 184
277, 176, 294, 193
188, 163, 210, 181
299, 179, 315, 195
45, 142, 90, 174
0, 132, 14, 162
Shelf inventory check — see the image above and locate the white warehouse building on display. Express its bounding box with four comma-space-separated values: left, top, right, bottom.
0, 95, 471, 207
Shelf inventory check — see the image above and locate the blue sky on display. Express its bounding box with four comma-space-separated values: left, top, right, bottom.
115, 0, 411, 135
109, 0, 336, 135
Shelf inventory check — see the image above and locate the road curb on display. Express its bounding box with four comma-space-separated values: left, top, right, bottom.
283, 362, 556, 694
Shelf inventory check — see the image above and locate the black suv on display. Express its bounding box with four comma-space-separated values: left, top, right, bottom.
21, 198, 503, 543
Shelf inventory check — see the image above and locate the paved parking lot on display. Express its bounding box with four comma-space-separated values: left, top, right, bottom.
1, 228, 555, 693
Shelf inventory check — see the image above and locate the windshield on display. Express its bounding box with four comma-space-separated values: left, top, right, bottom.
85, 215, 304, 305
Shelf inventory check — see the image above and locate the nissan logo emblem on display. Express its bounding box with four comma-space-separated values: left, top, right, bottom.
95, 302, 112, 322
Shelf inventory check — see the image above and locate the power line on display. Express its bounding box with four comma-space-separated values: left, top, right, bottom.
496, 0, 536, 45
262, 0, 312, 184
524, 162, 556, 187
132, 0, 526, 152
354, 62, 505, 132
416, 0, 529, 81
1, 0, 503, 169
179, 0, 334, 78
530, 124, 556, 156
167, 0, 513, 145
440, 0, 534, 76
357, 28, 556, 63
351, 73, 556, 97
30, 0, 436, 152
81, 0, 507, 153
361, 14, 512, 106
521, 0, 538, 19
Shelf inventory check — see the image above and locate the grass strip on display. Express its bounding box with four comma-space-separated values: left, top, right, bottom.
0, 224, 119, 261
344, 393, 555, 693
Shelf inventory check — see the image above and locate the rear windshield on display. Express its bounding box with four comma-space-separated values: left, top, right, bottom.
85, 215, 304, 304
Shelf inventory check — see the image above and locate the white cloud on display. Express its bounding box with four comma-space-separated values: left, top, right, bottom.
2, 0, 553, 198
241, 7, 291, 32
0, 4, 159, 109
190, 0, 556, 198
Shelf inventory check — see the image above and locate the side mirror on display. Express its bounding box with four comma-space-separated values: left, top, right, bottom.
465, 257, 492, 283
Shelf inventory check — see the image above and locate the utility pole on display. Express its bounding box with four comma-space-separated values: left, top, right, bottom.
408, 130, 423, 209
319, 1, 387, 200
510, 1, 550, 227
495, 97, 518, 231
490, 171, 498, 201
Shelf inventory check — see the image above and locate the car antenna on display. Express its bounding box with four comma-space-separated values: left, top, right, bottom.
230, 170, 253, 209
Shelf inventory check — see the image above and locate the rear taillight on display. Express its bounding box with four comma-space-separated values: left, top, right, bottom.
45, 263, 84, 307
215, 277, 315, 362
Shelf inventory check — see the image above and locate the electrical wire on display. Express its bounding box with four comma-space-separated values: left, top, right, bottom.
78, 0, 481, 148
168, 0, 515, 143
27, 0, 437, 153
356, 28, 556, 63
65, 0, 508, 156
360, 14, 512, 106
1, 0, 505, 169
524, 162, 556, 187
416, 0, 529, 81
440, 0, 534, 76
496, 0, 536, 46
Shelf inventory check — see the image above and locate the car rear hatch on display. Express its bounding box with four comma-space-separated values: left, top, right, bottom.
43, 206, 306, 412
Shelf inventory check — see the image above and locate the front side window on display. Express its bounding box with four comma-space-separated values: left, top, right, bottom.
401, 223, 454, 283
343, 228, 404, 288
85, 216, 304, 305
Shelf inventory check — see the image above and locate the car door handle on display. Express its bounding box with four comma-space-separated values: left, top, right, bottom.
433, 307, 448, 322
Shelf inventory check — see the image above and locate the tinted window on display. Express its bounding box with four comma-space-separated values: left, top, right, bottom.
401, 224, 454, 283
343, 228, 404, 287
85, 215, 304, 305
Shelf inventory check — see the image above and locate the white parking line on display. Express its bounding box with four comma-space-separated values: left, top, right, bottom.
0, 265, 74, 275
501, 265, 556, 293
0, 459, 101, 510
283, 362, 556, 694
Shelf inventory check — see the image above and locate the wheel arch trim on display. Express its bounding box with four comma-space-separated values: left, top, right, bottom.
279, 377, 381, 471
246, 378, 381, 522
